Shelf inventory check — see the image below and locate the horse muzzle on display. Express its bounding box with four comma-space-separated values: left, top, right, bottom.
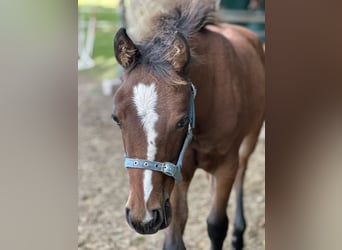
125, 198, 172, 234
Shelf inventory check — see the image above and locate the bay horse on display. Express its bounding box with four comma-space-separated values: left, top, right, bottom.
112, 1, 264, 249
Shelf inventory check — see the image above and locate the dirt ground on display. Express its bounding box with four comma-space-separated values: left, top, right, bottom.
78, 74, 265, 250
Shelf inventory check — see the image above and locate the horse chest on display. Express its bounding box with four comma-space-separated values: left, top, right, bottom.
191, 145, 232, 172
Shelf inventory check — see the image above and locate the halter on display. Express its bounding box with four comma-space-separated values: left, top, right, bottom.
124, 82, 196, 182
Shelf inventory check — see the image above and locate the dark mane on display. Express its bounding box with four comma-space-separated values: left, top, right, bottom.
133, 1, 218, 82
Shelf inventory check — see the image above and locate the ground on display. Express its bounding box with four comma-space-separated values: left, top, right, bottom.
78, 73, 265, 250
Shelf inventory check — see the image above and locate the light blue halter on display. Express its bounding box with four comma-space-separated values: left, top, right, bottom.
124, 83, 196, 182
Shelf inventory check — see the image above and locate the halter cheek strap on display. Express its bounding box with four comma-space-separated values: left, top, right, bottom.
124, 82, 196, 182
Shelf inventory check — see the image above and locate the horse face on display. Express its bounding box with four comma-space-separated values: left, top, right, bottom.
113, 67, 191, 234
113, 28, 191, 234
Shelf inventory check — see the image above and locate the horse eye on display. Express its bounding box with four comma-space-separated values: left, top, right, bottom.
111, 114, 121, 126
176, 116, 189, 129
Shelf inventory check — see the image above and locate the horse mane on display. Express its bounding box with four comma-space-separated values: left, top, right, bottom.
126, 0, 218, 83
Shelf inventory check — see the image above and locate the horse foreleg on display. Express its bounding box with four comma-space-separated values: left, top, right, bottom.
232, 131, 261, 250
163, 178, 192, 250
207, 157, 238, 250
231, 158, 247, 250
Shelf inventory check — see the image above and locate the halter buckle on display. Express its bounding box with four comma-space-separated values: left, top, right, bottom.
162, 162, 177, 177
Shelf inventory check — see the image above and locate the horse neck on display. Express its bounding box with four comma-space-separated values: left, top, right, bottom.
188, 30, 216, 110
187, 29, 235, 135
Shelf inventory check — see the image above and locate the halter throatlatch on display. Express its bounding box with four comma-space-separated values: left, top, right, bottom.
124, 83, 196, 182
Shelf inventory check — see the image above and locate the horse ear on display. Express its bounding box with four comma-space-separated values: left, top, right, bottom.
114, 28, 138, 68
166, 32, 190, 73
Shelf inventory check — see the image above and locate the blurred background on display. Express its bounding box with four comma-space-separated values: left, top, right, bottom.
1, 1, 340, 250
78, 0, 265, 92
78, 1, 265, 249
78, 0, 121, 79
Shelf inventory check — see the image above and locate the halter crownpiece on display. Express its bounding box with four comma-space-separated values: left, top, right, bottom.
124, 82, 196, 182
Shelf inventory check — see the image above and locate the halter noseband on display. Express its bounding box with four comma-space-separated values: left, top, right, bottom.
124, 82, 196, 182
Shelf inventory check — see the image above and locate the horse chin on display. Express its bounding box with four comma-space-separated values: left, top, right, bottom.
132, 217, 170, 235
159, 212, 171, 230
159, 219, 170, 230
135, 227, 159, 235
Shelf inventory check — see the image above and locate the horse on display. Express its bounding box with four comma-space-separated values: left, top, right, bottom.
111, 1, 265, 249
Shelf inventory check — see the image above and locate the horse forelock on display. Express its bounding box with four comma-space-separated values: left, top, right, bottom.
125, 0, 218, 83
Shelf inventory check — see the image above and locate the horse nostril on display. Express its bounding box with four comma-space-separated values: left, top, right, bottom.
125, 208, 131, 224
152, 209, 162, 226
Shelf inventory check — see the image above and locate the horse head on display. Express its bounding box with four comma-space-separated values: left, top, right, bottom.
112, 28, 195, 234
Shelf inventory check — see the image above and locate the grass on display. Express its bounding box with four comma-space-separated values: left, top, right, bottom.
78, 1, 121, 79
78, 0, 119, 8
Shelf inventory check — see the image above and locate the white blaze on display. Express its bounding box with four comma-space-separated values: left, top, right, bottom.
132, 83, 158, 223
